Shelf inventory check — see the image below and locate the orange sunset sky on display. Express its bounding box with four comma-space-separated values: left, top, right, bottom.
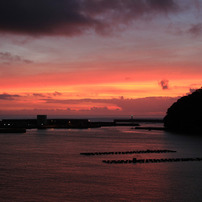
0, 0, 202, 118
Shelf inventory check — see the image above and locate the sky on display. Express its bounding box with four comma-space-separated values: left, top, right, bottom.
0, 0, 202, 118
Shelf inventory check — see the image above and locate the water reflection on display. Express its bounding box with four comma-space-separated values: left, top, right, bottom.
0, 126, 202, 201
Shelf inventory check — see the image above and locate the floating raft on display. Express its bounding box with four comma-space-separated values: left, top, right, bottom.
103, 157, 202, 164
80, 149, 176, 156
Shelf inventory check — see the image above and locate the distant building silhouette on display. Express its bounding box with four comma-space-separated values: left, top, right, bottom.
37, 115, 47, 127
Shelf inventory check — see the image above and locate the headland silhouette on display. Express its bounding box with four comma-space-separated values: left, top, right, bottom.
164, 88, 202, 133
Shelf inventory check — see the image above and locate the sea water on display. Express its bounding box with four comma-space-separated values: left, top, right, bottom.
0, 126, 202, 202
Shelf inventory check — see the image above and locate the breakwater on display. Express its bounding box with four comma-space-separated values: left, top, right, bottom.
0, 128, 26, 133
135, 127, 165, 131
103, 157, 202, 164
80, 149, 176, 156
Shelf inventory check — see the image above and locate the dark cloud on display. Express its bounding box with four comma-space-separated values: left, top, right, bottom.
0, 52, 33, 64
41, 96, 178, 116
32, 92, 62, 98
0, 92, 63, 100
147, 0, 178, 12
32, 93, 47, 98
80, 107, 120, 112
159, 79, 169, 90
188, 23, 202, 36
0, 0, 178, 36
52, 91, 62, 96
82, 0, 177, 16
0, 93, 21, 100
0, 96, 178, 117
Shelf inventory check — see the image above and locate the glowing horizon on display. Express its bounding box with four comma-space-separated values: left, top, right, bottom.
0, 0, 202, 117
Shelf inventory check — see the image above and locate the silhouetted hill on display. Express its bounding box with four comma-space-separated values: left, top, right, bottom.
164, 88, 202, 133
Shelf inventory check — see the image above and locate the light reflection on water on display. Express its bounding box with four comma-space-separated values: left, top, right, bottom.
0, 126, 202, 201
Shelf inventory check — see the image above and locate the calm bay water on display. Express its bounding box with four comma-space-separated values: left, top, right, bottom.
1, 126, 202, 202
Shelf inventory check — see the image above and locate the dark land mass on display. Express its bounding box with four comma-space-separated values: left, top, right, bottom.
164, 88, 202, 134
0, 115, 165, 133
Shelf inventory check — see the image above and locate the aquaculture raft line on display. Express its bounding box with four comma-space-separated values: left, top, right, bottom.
102, 157, 202, 164
80, 149, 176, 156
